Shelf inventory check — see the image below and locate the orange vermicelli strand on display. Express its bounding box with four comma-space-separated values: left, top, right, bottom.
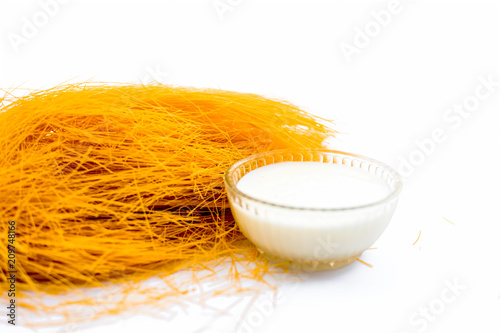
0, 83, 336, 321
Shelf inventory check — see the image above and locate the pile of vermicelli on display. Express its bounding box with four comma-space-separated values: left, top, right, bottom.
0, 83, 335, 324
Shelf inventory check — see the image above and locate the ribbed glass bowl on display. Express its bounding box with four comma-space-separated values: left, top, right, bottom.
224, 149, 402, 271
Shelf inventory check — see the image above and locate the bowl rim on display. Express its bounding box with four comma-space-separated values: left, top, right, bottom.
223, 148, 403, 211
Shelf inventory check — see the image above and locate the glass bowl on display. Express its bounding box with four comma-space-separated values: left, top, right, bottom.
224, 149, 402, 271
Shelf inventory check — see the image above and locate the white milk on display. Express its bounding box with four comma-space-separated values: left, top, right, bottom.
236, 162, 389, 209
229, 161, 399, 269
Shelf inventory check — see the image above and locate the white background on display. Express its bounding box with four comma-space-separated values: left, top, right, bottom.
0, 0, 499, 332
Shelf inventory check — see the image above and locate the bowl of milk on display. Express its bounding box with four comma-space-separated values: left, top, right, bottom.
224, 149, 402, 270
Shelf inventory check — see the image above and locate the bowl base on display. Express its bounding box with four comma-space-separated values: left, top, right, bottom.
259, 250, 362, 271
